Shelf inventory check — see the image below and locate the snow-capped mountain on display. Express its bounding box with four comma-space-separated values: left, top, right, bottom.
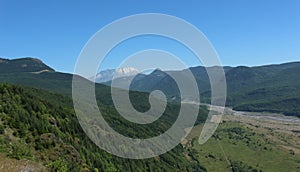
94, 67, 139, 83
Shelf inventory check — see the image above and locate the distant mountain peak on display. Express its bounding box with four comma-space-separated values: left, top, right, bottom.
150, 68, 167, 77
115, 67, 139, 74
94, 67, 139, 83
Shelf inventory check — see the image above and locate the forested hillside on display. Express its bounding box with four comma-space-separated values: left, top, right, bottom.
127, 62, 300, 117
0, 83, 207, 171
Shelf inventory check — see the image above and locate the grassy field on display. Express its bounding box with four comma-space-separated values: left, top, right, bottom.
184, 115, 300, 172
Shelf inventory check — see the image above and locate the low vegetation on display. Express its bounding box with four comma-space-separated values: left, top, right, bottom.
185, 120, 300, 172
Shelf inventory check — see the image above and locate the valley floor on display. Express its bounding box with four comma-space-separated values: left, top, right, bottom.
184, 109, 300, 172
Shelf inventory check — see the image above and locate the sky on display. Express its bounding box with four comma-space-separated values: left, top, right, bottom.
0, 0, 300, 73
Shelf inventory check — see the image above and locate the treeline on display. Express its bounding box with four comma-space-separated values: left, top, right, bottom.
233, 98, 300, 117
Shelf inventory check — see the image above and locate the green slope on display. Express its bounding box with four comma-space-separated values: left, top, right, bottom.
0, 83, 208, 171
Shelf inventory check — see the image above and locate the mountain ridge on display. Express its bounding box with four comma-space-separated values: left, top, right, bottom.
0, 57, 299, 117
0, 57, 54, 73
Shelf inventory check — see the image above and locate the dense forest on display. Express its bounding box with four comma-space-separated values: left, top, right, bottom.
0, 83, 207, 171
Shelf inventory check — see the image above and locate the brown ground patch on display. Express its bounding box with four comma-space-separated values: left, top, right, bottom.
0, 154, 46, 172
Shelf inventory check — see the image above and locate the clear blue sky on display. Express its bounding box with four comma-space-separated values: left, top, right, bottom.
0, 0, 299, 73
